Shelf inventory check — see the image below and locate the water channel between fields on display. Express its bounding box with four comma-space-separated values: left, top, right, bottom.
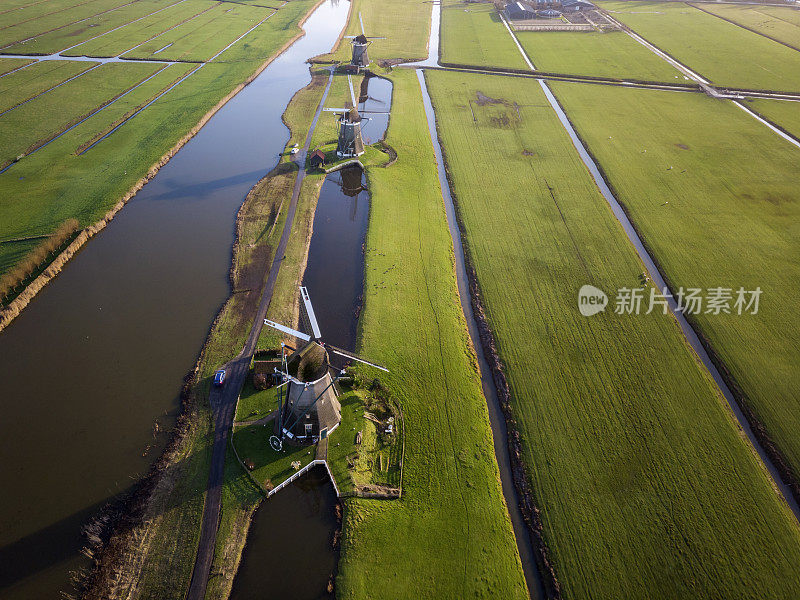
0, 1, 350, 598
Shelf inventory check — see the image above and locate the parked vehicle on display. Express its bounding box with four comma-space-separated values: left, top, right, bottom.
213, 369, 226, 386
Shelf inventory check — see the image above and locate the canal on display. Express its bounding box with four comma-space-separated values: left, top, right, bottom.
0, 1, 350, 598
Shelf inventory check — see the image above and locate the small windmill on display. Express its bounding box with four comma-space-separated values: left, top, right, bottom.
323, 74, 387, 158
264, 286, 387, 450
343, 12, 385, 71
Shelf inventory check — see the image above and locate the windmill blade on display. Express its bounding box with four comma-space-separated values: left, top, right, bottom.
300, 286, 322, 339
348, 74, 357, 108
359, 11, 365, 35
328, 345, 389, 372
264, 319, 310, 342
359, 110, 390, 114
365, 36, 386, 40
323, 107, 349, 112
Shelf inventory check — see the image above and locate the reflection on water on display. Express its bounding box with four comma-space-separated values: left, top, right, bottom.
229, 467, 339, 600
302, 165, 369, 352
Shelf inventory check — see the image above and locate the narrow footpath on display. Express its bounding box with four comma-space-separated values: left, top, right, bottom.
185, 67, 335, 600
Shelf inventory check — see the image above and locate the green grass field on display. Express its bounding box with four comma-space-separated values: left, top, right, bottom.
336, 67, 528, 600
748, 97, 800, 141
440, 0, 527, 69
0, 0, 316, 283
58, 0, 217, 57
0, 0, 137, 49
425, 68, 800, 600
123, 2, 274, 62
0, 60, 163, 166
0, 59, 98, 113
1, 0, 176, 54
548, 80, 800, 514
322, 0, 431, 63
600, 1, 800, 91
0, 57, 34, 75
692, 3, 800, 50
516, 29, 682, 81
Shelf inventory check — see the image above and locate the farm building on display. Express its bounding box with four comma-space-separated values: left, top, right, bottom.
505, 1, 535, 19
561, 0, 594, 10
505, 0, 592, 18
309, 149, 326, 170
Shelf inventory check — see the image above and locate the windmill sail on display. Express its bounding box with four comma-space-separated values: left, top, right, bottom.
264, 319, 311, 342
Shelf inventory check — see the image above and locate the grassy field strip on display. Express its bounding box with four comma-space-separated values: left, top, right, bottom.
598, 1, 800, 92
440, 0, 528, 70
0, 61, 165, 169
426, 68, 800, 600
0, 0, 145, 50
0, 57, 34, 76
0, 59, 98, 113
747, 97, 800, 141
0, 0, 116, 30
691, 3, 800, 51
0, 0, 53, 16
78, 62, 205, 153
515, 29, 683, 83
548, 80, 800, 512
122, 2, 271, 61
79, 1, 288, 150
4, 0, 194, 55
60, 0, 215, 57
321, 0, 431, 63
733, 100, 800, 151
334, 67, 528, 600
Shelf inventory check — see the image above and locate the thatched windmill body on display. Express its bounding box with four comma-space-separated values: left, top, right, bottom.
264, 286, 387, 449
344, 13, 385, 70
323, 75, 387, 158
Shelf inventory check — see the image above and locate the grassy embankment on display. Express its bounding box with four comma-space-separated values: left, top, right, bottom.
515, 29, 681, 82
690, 3, 800, 50
549, 80, 800, 512
439, 0, 527, 69
599, 1, 800, 91
425, 69, 800, 600
0, 0, 317, 307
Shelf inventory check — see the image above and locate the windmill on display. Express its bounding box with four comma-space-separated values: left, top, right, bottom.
264, 286, 388, 451
323, 74, 387, 158
343, 12, 385, 71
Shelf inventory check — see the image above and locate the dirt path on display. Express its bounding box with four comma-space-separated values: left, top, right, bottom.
185, 66, 335, 600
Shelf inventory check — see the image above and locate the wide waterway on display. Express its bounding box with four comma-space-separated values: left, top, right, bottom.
0, 1, 350, 598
